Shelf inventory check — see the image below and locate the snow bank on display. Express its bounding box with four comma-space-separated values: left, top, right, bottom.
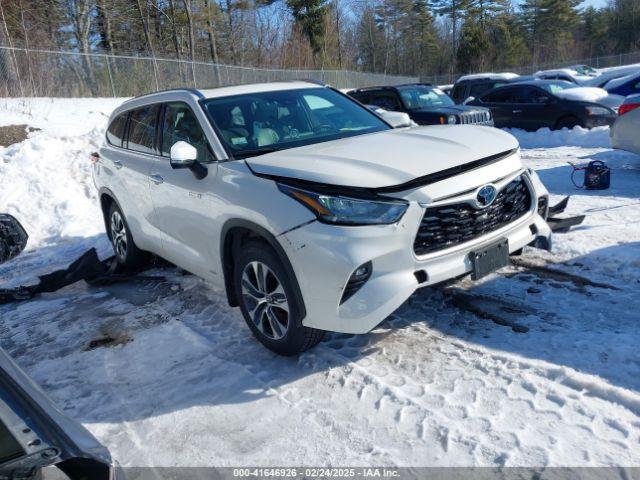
505, 126, 611, 149
0, 98, 123, 248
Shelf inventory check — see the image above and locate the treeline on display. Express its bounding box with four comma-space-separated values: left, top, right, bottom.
0, 0, 638, 78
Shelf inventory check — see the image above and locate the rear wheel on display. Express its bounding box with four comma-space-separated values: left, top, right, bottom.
107, 203, 149, 271
234, 240, 324, 356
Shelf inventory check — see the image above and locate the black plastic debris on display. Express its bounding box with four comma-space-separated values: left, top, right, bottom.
547, 196, 585, 233
0, 214, 28, 264
0, 248, 165, 304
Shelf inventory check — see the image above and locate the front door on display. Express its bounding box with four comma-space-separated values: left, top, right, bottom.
148, 102, 220, 280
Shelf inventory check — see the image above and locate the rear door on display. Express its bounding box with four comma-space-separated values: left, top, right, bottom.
479, 88, 516, 127
116, 104, 164, 248
508, 86, 561, 131
0, 347, 113, 479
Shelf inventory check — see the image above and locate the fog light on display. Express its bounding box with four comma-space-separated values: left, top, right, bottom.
340, 261, 372, 304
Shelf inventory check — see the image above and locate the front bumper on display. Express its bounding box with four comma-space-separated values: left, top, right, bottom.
279, 173, 551, 334
583, 114, 617, 129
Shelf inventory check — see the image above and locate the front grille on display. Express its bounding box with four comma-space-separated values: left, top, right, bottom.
413, 177, 532, 255
460, 110, 492, 125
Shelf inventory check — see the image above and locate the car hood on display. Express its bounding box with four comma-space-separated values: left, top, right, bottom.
245, 125, 519, 189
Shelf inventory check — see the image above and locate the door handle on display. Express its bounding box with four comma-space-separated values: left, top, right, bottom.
512, 109, 522, 114
112, 159, 123, 169
149, 174, 164, 185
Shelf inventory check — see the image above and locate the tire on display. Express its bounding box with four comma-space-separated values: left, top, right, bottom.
555, 116, 582, 130
234, 240, 324, 356
107, 202, 149, 271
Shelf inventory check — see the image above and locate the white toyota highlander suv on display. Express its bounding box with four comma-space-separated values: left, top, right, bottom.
93, 81, 552, 355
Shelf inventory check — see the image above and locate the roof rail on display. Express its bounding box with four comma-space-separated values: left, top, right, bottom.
131, 87, 204, 101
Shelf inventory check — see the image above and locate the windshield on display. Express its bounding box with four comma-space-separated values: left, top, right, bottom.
202, 87, 390, 158
397, 85, 455, 109
538, 81, 576, 94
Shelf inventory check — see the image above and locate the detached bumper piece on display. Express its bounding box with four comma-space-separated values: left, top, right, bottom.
546, 196, 585, 233
0, 214, 28, 264
0, 248, 165, 305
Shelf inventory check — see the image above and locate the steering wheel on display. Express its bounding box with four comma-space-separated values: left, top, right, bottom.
313, 124, 336, 134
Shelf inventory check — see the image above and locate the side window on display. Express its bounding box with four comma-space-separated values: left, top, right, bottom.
161, 102, 210, 162
482, 89, 512, 103
469, 82, 495, 99
127, 104, 159, 154
513, 87, 543, 104
106, 113, 127, 147
348, 91, 369, 104
368, 91, 402, 111
452, 85, 465, 101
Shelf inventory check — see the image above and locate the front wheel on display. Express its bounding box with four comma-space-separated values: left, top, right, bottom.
234, 240, 324, 356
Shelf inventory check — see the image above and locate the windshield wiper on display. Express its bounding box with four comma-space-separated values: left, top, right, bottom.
234, 147, 279, 159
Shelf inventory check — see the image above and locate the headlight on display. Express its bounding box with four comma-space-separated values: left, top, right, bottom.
585, 106, 611, 116
447, 115, 457, 124
278, 184, 408, 225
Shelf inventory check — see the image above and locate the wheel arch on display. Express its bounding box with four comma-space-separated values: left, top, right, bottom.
98, 187, 122, 239
220, 219, 306, 320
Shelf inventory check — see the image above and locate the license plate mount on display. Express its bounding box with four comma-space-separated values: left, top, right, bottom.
470, 238, 509, 280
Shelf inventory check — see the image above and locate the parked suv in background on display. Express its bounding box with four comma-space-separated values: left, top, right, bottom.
468, 80, 618, 130
94, 81, 552, 355
450, 73, 520, 104
347, 84, 493, 126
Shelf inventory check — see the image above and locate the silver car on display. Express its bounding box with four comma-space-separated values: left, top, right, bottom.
611, 94, 640, 155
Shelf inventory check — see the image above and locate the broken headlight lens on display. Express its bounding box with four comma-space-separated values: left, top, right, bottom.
278, 184, 408, 225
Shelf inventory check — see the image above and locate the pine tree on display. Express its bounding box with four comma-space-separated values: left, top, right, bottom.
286, 0, 329, 56
431, 0, 472, 69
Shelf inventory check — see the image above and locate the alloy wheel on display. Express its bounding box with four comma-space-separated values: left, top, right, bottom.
110, 211, 128, 260
240, 261, 290, 340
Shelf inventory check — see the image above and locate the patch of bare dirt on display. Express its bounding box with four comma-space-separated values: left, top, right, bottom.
85, 332, 133, 351
0, 125, 39, 147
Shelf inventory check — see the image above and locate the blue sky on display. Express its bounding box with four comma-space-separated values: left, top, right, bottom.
514, 0, 608, 8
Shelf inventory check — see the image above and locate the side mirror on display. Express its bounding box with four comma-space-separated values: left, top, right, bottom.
170, 141, 198, 169
463, 96, 475, 105
379, 110, 412, 128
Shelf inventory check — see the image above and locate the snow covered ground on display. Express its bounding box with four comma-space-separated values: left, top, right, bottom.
1, 98, 639, 467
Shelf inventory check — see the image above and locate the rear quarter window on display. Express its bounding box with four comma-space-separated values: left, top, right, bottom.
126, 104, 160, 154
106, 113, 127, 147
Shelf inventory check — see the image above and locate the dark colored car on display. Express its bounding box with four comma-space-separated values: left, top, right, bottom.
605, 71, 640, 97
467, 80, 617, 131
450, 74, 522, 104
347, 83, 494, 126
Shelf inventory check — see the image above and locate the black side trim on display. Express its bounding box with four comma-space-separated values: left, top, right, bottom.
219, 219, 307, 320
375, 148, 518, 193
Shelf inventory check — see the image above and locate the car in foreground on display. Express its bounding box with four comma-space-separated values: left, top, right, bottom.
347, 83, 493, 126
604, 71, 640, 97
611, 94, 640, 155
467, 80, 618, 130
93, 81, 552, 355
0, 346, 116, 479
450, 73, 520, 104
